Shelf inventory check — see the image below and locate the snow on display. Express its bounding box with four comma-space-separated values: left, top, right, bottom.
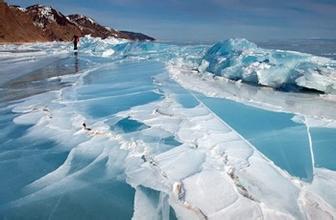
38, 6, 56, 22
87, 17, 95, 24
18, 7, 27, 12
71, 14, 95, 24
33, 21, 44, 28
105, 26, 112, 31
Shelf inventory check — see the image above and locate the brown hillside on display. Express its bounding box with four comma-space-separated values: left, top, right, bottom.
0, 2, 45, 42
0, 1, 154, 43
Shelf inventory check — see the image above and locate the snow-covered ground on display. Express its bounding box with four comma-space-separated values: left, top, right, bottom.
0, 36, 336, 219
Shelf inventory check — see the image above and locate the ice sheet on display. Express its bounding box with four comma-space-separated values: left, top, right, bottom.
1, 37, 336, 220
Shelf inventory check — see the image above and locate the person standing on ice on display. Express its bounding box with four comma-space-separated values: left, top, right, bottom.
73, 35, 80, 50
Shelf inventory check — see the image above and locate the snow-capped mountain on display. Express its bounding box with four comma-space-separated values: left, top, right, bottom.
67, 14, 155, 41
0, 1, 154, 43
25, 4, 82, 41
67, 14, 125, 39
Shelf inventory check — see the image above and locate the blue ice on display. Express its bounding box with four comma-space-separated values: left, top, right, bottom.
1, 37, 336, 219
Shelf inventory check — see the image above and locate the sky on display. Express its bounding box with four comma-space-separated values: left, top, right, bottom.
7, 0, 336, 43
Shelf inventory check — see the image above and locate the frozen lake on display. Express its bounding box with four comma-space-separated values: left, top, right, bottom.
0, 37, 335, 219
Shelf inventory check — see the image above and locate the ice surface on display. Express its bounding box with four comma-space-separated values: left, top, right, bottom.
1, 37, 336, 219
197, 95, 314, 180
168, 62, 336, 123
121, 95, 334, 219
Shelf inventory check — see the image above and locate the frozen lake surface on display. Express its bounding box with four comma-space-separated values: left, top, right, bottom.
0, 37, 336, 219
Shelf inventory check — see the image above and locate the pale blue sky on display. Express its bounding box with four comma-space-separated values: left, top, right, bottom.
7, 0, 336, 42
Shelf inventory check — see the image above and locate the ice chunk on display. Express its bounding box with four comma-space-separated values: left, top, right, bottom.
101, 49, 115, 57
199, 39, 336, 94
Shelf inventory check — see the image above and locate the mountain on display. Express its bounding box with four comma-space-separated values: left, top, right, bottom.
0, 1, 155, 43
119, 31, 155, 41
25, 4, 82, 41
67, 14, 122, 39
0, 3, 46, 42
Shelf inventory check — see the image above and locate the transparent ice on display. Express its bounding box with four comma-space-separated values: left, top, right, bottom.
0, 36, 335, 219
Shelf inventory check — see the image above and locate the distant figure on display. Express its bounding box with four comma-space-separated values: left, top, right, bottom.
75, 51, 79, 72
73, 35, 80, 50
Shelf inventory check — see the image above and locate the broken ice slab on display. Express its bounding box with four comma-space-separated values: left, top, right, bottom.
197, 95, 314, 180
